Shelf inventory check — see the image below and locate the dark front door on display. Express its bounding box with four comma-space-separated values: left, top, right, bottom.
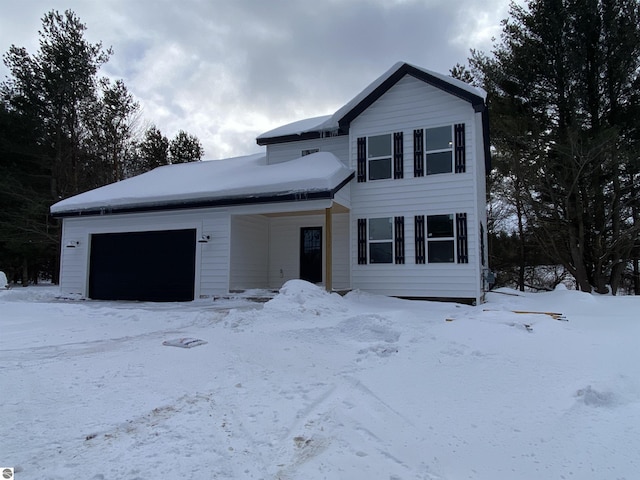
89, 229, 196, 301
300, 227, 322, 284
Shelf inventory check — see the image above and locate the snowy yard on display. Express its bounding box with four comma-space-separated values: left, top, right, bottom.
1, 281, 639, 479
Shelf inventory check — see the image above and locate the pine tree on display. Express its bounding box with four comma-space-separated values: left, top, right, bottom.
471, 0, 640, 293
169, 130, 204, 164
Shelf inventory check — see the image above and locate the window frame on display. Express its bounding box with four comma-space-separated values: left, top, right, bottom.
368, 216, 394, 264
367, 134, 393, 181
425, 125, 454, 176
426, 214, 455, 263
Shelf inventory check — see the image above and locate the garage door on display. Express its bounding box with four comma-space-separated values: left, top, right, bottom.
89, 229, 196, 301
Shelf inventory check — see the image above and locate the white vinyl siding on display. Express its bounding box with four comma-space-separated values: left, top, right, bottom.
229, 215, 269, 290
266, 135, 349, 166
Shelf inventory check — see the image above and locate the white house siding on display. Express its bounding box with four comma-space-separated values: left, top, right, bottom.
267, 212, 350, 290
266, 135, 349, 166
348, 74, 483, 302
59, 209, 231, 298
229, 215, 269, 290
333, 182, 351, 210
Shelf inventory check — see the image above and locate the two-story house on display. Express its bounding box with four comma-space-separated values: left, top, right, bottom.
51, 62, 491, 304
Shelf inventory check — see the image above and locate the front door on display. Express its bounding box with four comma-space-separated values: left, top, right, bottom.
300, 227, 322, 283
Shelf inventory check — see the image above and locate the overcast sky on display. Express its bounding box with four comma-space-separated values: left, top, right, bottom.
1, 0, 512, 160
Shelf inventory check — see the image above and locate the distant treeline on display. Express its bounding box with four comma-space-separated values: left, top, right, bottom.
0, 10, 204, 284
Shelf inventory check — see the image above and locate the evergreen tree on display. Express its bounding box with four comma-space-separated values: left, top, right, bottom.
129, 125, 170, 176
85, 78, 141, 186
471, 0, 640, 293
2, 9, 111, 200
169, 130, 204, 164
0, 100, 57, 283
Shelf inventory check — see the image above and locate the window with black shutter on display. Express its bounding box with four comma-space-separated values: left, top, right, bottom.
394, 216, 405, 264
415, 215, 425, 264
357, 218, 368, 264
359, 133, 404, 181
454, 123, 466, 173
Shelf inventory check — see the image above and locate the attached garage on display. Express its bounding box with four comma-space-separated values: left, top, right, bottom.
51, 152, 354, 301
88, 229, 197, 302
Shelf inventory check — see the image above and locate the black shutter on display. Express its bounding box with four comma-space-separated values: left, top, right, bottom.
480, 222, 485, 266
454, 123, 466, 173
394, 216, 405, 264
357, 137, 367, 182
413, 129, 424, 177
393, 132, 404, 179
415, 215, 425, 264
456, 213, 468, 263
357, 218, 368, 264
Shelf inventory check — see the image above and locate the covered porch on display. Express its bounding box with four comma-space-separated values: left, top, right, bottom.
229, 201, 350, 293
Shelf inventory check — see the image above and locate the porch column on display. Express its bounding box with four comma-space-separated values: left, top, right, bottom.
325, 206, 333, 292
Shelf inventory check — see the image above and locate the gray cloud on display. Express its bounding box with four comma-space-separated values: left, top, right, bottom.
1, 0, 511, 159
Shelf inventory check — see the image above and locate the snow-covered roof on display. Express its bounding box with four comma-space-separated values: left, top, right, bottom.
51, 152, 354, 216
257, 115, 333, 141
257, 61, 487, 144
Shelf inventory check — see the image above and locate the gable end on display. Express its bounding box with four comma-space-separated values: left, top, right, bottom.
337, 63, 486, 130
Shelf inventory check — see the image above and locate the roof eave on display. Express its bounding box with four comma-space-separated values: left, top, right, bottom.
52, 173, 355, 218
256, 129, 347, 146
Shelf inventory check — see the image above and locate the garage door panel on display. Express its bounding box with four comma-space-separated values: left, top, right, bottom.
89, 229, 196, 301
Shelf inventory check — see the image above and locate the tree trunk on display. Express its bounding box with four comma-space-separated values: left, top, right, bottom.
21, 258, 29, 287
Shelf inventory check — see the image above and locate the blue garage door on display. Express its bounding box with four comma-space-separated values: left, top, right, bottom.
89, 229, 196, 301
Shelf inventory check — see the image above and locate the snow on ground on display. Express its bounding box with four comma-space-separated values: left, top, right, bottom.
1, 281, 639, 479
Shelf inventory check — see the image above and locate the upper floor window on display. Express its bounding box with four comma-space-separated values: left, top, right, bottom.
368, 134, 392, 180
414, 123, 465, 177
426, 126, 453, 175
357, 133, 404, 182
